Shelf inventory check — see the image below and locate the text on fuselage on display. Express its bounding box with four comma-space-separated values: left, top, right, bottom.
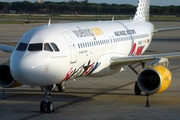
114, 29, 137, 36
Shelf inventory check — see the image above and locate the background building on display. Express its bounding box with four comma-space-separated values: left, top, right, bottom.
37, 0, 44, 3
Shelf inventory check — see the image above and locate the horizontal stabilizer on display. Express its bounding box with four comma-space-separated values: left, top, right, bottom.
154, 27, 180, 32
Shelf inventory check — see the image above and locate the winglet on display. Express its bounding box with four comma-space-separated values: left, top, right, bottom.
133, 0, 150, 21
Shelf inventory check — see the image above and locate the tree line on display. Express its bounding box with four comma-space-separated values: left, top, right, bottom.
0, 1, 180, 15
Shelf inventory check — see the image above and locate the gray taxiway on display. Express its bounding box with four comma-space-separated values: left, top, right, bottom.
0, 22, 180, 120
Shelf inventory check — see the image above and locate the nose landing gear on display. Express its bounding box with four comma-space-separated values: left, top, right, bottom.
40, 86, 54, 113
39, 81, 67, 113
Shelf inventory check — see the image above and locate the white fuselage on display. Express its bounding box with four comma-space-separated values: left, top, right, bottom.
10, 20, 154, 86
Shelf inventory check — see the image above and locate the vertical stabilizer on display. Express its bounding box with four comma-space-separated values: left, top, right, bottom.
133, 0, 150, 21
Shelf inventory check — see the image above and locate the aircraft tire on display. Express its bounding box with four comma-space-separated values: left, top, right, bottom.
134, 82, 142, 95
47, 101, 54, 112
57, 81, 66, 92
40, 101, 47, 112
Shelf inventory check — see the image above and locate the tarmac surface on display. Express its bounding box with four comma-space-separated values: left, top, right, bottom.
0, 21, 180, 120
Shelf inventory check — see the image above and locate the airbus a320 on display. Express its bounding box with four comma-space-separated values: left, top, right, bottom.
0, 0, 180, 113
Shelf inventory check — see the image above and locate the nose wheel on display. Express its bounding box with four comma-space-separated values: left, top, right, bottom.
40, 86, 54, 113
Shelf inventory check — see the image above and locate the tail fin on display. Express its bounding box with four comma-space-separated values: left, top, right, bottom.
133, 0, 150, 21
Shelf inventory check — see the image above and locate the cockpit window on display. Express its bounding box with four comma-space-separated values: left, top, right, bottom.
44, 43, 53, 52
50, 43, 60, 52
28, 43, 42, 51
16, 42, 28, 51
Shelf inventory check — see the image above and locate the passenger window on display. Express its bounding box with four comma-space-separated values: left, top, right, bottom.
44, 43, 53, 52
78, 44, 80, 48
85, 43, 87, 47
50, 43, 59, 51
16, 42, 28, 51
28, 43, 42, 51
96, 41, 98, 46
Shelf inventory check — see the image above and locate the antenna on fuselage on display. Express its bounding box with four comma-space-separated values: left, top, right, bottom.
48, 18, 51, 27
112, 16, 114, 21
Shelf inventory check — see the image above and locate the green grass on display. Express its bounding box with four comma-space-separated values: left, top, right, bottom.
0, 20, 48, 24
0, 14, 180, 24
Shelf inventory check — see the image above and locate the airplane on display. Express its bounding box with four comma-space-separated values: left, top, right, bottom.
0, 0, 180, 113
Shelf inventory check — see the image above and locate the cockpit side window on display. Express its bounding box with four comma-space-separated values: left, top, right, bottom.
50, 43, 60, 52
16, 42, 28, 51
44, 43, 53, 52
28, 43, 42, 51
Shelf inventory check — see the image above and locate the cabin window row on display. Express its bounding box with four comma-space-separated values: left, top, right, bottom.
133, 34, 149, 39
113, 37, 131, 43
113, 34, 149, 42
78, 39, 110, 49
77, 34, 149, 49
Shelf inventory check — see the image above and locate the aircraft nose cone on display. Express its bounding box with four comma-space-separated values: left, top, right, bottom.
10, 52, 38, 85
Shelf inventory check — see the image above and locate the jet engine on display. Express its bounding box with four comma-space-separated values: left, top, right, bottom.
137, 66, 172, 95
0, 64, 22, 88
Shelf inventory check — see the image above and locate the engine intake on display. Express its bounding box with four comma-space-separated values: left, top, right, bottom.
0, 65, 22, 88
137, 66, 172, 95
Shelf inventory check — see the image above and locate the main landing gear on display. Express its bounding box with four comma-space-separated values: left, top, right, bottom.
57, 81, 66, 92
134, 81, 142, 95
128, 61, 145, 95
40, 81, 66, 113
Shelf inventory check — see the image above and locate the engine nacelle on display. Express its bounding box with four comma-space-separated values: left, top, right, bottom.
0, 65, 22, 88
137, 66, 172, 95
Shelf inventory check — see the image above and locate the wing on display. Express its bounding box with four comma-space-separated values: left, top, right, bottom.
110, 52, 180, 67
0, 44, 15, 53
110, 27, 180, 67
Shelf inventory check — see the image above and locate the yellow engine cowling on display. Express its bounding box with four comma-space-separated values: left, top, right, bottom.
137, 66, 172, 95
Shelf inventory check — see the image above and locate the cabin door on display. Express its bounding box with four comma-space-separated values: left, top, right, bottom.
62, 32, 77, 63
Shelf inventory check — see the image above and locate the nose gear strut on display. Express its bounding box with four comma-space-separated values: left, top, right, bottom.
40, 86, 54, 113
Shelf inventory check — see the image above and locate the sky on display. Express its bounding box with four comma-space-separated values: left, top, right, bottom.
0, 0, 180, 6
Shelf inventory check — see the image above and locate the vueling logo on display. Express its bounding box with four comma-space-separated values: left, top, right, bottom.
72, 27, 104, 40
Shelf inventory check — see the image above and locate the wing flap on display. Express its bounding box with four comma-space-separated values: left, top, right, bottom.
0, 45, 15, 53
